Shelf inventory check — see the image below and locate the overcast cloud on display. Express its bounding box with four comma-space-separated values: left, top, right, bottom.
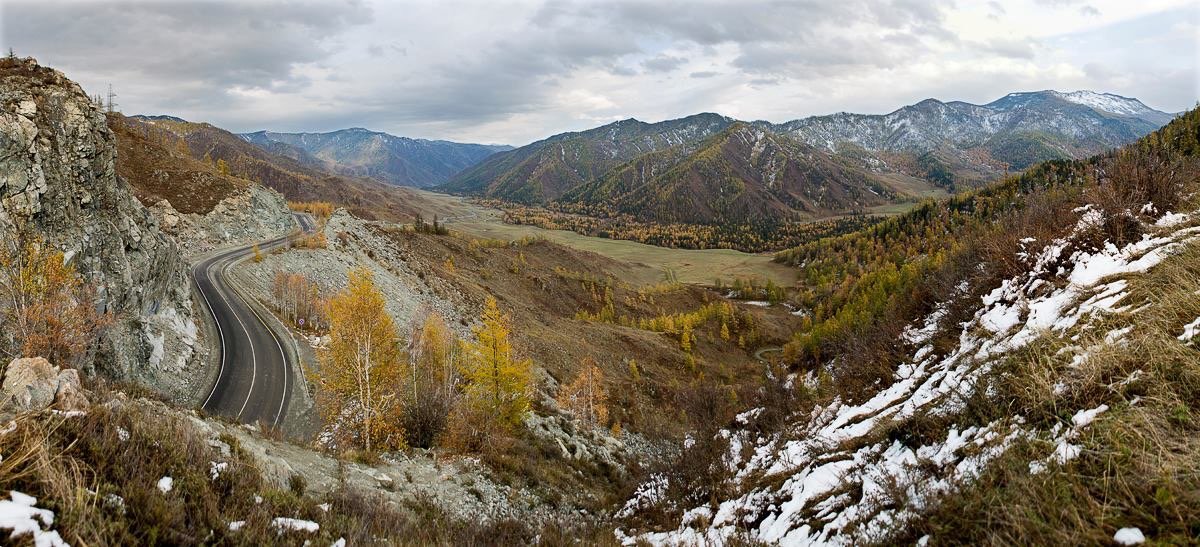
2, 0, 1196, 145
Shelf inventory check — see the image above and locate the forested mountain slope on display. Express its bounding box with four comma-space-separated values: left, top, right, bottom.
241, 128, 510, 188
439, 91, 1170, 252
130, 116, 437, 222
619, 107, 1200, 544
440, 113, 734, 202
562, 123, 896, 226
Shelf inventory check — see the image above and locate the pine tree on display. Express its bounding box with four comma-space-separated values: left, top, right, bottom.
459, 296, 532, 427
216, 159, 230, 176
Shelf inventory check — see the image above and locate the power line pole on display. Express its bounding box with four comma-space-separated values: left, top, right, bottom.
105, 84, 117, 114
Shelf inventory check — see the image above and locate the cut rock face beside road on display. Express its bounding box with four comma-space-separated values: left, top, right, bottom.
0, 58, 198, 397
150, 183, 295, 258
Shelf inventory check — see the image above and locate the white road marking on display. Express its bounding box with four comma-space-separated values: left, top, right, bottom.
198, 254, 228, 410
198, 216, 305, 425
213, 253, 259, 419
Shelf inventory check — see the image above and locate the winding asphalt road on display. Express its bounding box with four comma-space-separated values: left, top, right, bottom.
195, 214, 314, 426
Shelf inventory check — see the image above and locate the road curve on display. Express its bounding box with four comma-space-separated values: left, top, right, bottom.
195, 214, 314, 426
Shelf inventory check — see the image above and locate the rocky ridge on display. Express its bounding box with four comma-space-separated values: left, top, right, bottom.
150, 183, 295, 257
0, 57, 199, 395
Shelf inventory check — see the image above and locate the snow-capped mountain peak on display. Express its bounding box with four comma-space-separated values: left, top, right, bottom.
1052, 90, 1154, 117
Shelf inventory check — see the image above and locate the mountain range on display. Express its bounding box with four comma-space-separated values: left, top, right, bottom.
437, 90, 1173, 228
239, 128, 511, 187
128, 116, 439, 222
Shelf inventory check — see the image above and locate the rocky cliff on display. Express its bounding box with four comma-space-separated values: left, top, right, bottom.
149, 183, 295, 257
0, 57, 198, 396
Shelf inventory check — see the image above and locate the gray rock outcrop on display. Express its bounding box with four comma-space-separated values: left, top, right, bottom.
1, 357, 89, 412
0, 58, 197, 392
150, 182, 295, 257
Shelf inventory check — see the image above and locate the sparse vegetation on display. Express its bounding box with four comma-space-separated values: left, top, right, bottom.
291, 231, 328, 249
0, 398, 610, 545
557, 358, 609, 427
288, 200, 335, 222
270, 272, 326, 331
0, 233, 110, 368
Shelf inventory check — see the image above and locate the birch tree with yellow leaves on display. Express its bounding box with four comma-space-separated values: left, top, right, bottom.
459, 296, 532, 428
557, 357, 608, 427
313, 266, 405, 452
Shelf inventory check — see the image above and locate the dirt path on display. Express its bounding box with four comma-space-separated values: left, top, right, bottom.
754, 346, 783, 362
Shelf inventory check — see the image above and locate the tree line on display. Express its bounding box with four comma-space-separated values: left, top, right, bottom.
485, 199, 882, 253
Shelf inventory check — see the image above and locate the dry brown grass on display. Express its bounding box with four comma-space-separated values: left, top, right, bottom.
0, 396, 625, 545
288, 201, 335, 220
109, 114, 246, 214
901, 238, 1200, 545
291, 231, 328, 249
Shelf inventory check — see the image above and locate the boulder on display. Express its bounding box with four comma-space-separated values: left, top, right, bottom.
52, 368, 89, 412
1, 357, 58, 410
1, 357, 90, 412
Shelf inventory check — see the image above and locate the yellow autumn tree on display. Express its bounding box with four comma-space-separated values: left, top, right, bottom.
458, 296, 532, 427
680, 323, 694, 352
412, 311, 457, 399
312, 266, 405, 452
0, 234, 109, 367
557, 357, 608, 427
216, 158, 230, 176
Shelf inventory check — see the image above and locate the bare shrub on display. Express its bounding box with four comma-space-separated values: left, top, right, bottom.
1089, 150, 1199, 244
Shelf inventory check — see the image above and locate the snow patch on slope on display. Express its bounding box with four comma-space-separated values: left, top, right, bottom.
0, 491, 68, 547
622, 207, 1198, 545
1054, 91, 1152, 117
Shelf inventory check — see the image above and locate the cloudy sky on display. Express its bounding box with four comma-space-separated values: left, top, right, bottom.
2, 0, 1197, 145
